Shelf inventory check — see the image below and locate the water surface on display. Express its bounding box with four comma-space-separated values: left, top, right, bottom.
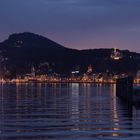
0, 83, 140, 140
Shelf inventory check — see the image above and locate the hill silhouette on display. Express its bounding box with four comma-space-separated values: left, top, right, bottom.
0, 32, 140, 78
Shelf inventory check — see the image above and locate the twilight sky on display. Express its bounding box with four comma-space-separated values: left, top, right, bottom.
0, 0, 140, 52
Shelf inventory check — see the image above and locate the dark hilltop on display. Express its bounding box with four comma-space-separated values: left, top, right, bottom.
0, 32, 140, 78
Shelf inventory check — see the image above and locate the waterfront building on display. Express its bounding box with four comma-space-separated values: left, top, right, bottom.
81, 74, 90, 82
134, 70, 140, 83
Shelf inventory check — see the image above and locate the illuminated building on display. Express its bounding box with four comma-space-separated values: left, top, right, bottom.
87, 65, 93, 74
81, 74, 90, 82
134, 70, 140, 83
110, 48, 123, 60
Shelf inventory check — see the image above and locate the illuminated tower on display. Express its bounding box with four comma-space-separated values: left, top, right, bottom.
87, 65, 93, 74
31, 66, 35, 77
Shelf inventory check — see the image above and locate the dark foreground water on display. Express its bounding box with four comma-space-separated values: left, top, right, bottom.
0, 83, 140, 140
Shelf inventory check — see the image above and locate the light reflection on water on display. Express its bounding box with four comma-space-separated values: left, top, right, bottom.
0, 83, 140, 140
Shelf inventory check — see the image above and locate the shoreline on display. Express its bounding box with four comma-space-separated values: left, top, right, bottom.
0, 80, 140, 85
0, 80, 117, 84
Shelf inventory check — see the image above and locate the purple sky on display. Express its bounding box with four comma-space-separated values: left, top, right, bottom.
0, 0, 140, 52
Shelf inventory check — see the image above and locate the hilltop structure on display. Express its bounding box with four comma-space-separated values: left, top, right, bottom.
110, 48, 123, 60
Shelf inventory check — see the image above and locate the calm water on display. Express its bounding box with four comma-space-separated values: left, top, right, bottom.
0, 83, 140, 140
